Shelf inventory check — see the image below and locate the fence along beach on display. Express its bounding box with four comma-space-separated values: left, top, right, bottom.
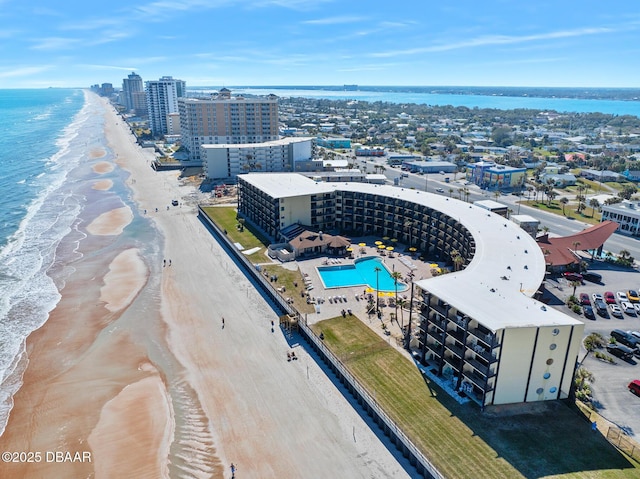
0, 92, 409, 478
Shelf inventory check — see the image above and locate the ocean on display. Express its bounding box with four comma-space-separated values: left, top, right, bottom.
0, 88, 93, 434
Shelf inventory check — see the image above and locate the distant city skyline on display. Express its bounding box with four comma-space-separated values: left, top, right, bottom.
1, 1, 639, 89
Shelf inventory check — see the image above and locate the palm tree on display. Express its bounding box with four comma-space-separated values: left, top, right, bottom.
396, 297, 407, 328
559, 197, 569, 215
374, 266, 382, 314
570, 280, 582, 298
450, 249, 464, 272
579, 332, 606, 366
448, 187, 454, 197
391, 271, 403, 322
493, 190, 501, 201
589, 198, 600, 217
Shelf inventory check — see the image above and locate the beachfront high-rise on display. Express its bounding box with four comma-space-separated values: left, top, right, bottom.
121, 72, 143, 113
178, 88, 279, 163
145, 76, 186, 137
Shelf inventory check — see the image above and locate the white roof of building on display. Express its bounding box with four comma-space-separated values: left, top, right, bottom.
240, 175, 581, 331
202, 137, 312, 150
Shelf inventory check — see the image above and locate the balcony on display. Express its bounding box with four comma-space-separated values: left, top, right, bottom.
465, 357, 496, 378
445, 341, 464, 359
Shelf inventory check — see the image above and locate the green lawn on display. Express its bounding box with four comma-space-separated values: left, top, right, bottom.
312, 316, 640, 479
200, 206, 314, 313
523, 200, 602, 225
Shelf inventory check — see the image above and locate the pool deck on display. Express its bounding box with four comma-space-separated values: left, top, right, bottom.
292, 238, 440, 349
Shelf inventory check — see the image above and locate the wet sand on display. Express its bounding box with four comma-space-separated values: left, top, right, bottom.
0, 93, 411, 478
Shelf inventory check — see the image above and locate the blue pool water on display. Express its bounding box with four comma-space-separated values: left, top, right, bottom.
317, 257, 408, 292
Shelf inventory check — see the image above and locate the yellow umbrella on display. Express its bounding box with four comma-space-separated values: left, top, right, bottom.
408, 247, 417, 252
386, 246, 394, 251
390, 238, 398, 242
346, 247, 353, 252
377, 244, 386, 249
386, 292, 395, 297
383, 236, 390, 240
365, 287, 374, 293
358, 242, 366, 247
378, 291, 386, 297
430, 263, 439, 268
375, 241, 383, 245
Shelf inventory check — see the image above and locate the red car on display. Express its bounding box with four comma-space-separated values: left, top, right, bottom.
604, 291, 616, 304
563, 272, 583, 282
579, 293, 591, 305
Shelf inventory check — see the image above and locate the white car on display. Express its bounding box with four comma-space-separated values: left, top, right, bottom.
629, 330, 640, 340
633, 304, 640, 315
592, 293, 604, 303
620, 301, 636, 316
435, 188, 445, 193
609, 304, 623, 318
616, 291, 628, 302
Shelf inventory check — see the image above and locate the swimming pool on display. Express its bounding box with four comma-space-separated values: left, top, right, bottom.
317, 257, 408, 292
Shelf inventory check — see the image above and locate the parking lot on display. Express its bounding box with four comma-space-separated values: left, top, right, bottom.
546, 260, 640, 437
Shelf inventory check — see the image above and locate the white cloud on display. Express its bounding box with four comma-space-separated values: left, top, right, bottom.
0, 65, 51, 78
30, 37, 80, 51
370, 26, 617, 58
303, 15, 366, 25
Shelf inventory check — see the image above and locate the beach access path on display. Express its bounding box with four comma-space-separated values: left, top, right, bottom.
0, 93, 412, 479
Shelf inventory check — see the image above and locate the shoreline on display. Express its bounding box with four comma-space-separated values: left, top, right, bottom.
0, 92, 411, 478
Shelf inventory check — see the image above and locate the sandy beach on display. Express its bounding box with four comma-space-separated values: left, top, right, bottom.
0, 93, 411, 478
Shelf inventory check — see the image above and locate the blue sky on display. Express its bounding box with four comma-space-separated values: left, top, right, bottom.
1, 0, 639, 88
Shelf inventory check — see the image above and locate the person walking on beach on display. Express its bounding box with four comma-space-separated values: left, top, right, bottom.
222, 317, 225, 329
163, 259, 166, 267
230, 463, 236, 478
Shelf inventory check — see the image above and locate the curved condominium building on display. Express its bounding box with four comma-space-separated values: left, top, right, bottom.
237, 173, 583, 407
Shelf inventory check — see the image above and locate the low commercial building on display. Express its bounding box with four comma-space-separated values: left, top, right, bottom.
601, 201, 640, 236
237, 173, 583, 408
467, 162, 526, 190
473, 200, 508, 218
402, 160, 457, 174
510, 215, 540, 238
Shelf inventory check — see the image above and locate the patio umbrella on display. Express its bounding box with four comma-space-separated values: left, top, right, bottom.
378, 291, 386, 297
346, 247, 353, 252
383, 236, 390, 241
365, 287, 374, 293
408, 247, 417, 252
386, 246, 394, 251
377, 244, 386, 249
374, 241, 383, 245
358, 242, 366, 247
430, 263, 439, 268
390, 238, 398, 242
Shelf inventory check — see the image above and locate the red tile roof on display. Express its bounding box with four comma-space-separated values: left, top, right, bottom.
537, 221, 619, 266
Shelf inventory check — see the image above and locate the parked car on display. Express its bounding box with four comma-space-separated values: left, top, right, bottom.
592, 293, 604, 303
435, 188, 444, 193
594, 299, 608, 317
583, 305, 596, 320
611, 329, 640, 348
634, 304, 640, 315
579, 293, 591, 305
629, 380, 640, 396
621, 301, 636, 316
616, 291, 629, 302
604, 291, 616, 304
583, 272, 603, 283
171, 199, 179, 206
563, 272, 583, 282
629, 330, 640, 341
628, 290, 640, 302
607, 343, 635, 361
609, 304, 623, 318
